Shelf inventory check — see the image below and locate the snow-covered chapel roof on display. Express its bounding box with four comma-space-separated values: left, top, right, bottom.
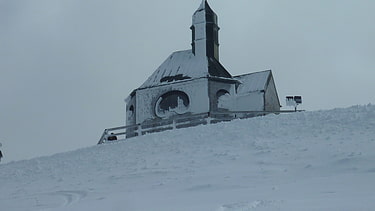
234, 70, 273, 94
139, 50, 232, 89
139, 50, 207, 89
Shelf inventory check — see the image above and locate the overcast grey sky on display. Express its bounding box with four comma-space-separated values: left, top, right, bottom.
1, 0, 374, 162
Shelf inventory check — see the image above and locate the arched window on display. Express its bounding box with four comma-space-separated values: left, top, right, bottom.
216, 89, 230, 109
128, 105, 134, 117
216, 89, 229, 99
155, 91, 190, 118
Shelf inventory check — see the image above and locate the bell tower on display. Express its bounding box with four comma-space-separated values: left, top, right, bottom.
191, 0, 220, 61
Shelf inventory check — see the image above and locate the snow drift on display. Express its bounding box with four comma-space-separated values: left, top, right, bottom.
1, 105, 375, 211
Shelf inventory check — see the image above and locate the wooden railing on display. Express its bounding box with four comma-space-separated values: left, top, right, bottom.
97, 110, 302, 145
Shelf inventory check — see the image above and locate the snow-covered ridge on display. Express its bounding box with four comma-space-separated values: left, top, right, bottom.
1, 105, 375, 210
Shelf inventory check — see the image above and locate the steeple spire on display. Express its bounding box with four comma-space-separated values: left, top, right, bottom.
198, 0, 207, 10
191, 0, 220, 60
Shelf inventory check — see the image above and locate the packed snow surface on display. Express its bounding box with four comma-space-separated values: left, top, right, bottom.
1, 105, 375, 211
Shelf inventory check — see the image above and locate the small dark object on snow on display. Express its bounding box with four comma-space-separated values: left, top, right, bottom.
107, 133, 117, 141
0, 150, 3, 162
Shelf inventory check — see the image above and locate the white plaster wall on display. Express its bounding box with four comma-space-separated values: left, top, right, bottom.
235, 92, 264, 111
264, 76, 281, 111
136, 78, 209, 124
126, 95, 136, 126
218, 92, 264, 111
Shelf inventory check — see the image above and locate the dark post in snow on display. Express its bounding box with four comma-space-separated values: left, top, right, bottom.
0, 142, 3, 163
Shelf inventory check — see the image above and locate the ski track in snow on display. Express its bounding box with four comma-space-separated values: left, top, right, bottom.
51, 190, 88, 207
217, 200, 280, 211
26, 190, 88, 209
1, 105, 375, 210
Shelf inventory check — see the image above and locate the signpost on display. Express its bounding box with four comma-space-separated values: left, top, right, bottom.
286, 96, 302, 111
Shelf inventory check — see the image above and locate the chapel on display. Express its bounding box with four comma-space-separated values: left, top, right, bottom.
125, 0, 281, 127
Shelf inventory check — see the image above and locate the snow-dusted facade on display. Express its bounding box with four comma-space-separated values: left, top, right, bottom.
125, 0, 280, 126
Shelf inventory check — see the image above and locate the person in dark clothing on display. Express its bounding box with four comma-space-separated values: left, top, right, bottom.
107, 133, 117, 141
0, 150, 3, 162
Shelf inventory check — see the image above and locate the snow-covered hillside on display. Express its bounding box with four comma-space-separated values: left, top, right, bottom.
1, 105, 375, 211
